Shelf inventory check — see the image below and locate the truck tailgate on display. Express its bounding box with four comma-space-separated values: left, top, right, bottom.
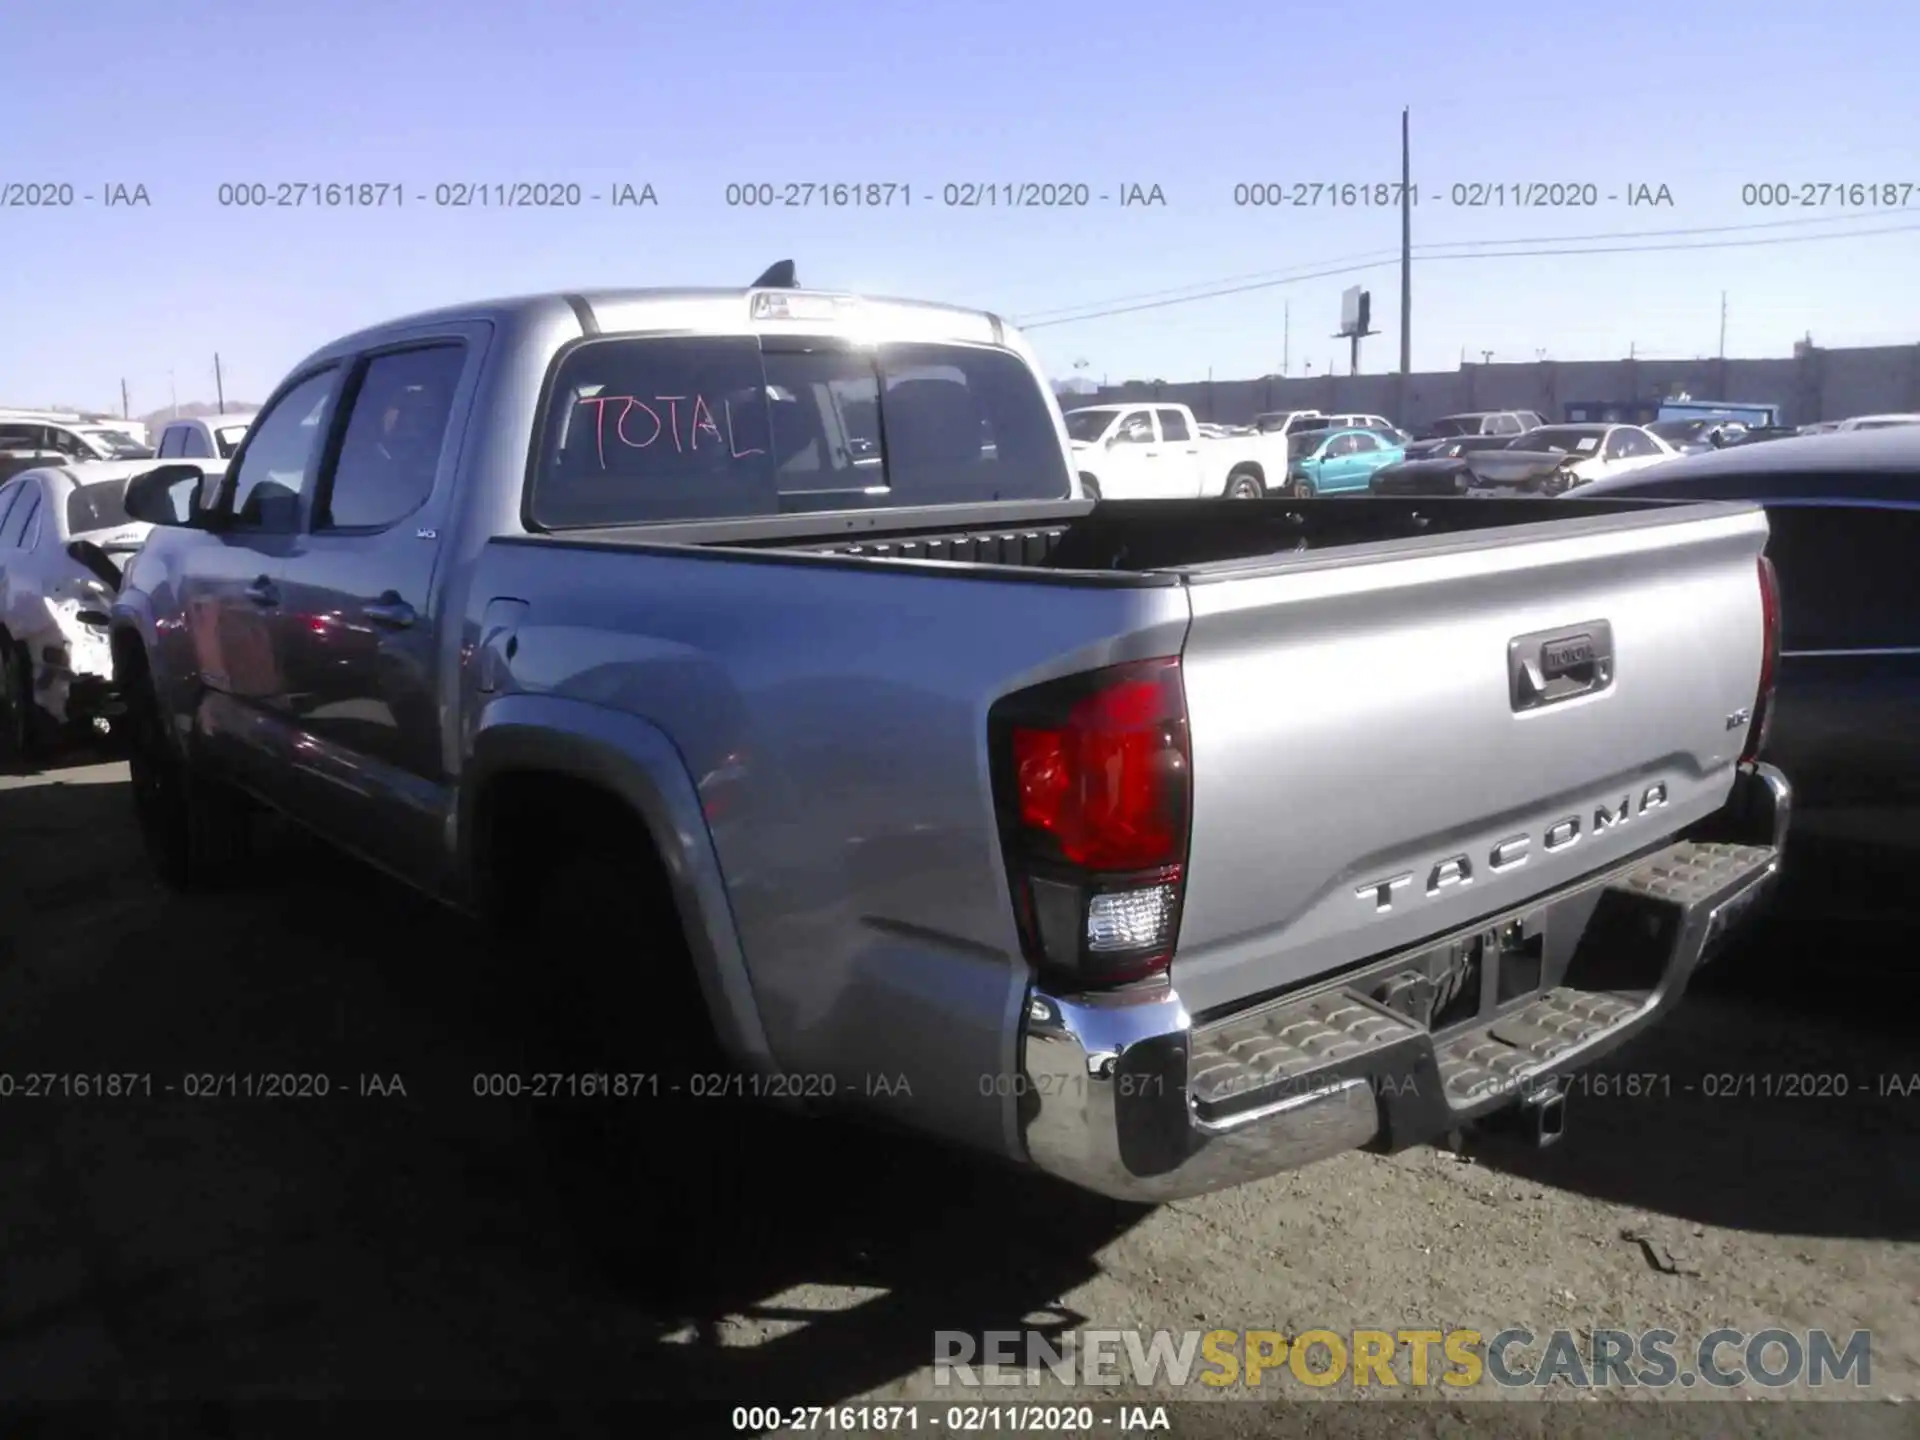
1171, 503, 1771, 1015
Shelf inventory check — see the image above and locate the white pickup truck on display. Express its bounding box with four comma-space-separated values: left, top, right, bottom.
1063, 402, 1292, 500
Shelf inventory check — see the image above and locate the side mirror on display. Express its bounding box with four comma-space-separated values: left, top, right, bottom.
124, 463, 218, 528
66, 539, 124, 589
1105, 433, 1122, 450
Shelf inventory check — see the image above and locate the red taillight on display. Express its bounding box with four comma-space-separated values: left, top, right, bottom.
991, 658, 1191, 990
1742, 555, 1781, 763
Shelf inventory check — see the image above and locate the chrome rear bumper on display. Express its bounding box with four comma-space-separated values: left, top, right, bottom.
1018, 762, 1789, 1202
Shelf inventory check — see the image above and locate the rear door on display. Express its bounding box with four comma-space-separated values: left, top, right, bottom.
1319, 431, 1360, 487
0, 477, 42, 642
1611, 426, 1668, 475
1103, 408, 1164, 497
1338, 432, 1385, 491
1168, 502, 1774, 1013
1154, 407, 1205, 496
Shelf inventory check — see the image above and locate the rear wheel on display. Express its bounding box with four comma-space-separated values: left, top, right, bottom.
0, 641, 42, 765
516, 845, 725, 1081
123, 656, 255, 891
1225, 470, 1265, 499
1291, 476, 1317, 498
507, 835, 746, 1283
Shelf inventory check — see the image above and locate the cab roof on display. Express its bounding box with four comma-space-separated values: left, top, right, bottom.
304, 287, 1009, 365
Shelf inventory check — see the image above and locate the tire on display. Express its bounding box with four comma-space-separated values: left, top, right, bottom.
123, 661, 255, 891
1225, 470, 1265, 499
516, 846, 724, 1081
1079, 475, 1101, 501
0, 640, 40, 766
1291, 477, 1317, 498
514, 842, 747, 1278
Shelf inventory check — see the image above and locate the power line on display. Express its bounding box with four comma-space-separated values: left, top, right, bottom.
1018, 221, 1920, 329
1017, 251, 1402, 323
1014, 208, 1919, 324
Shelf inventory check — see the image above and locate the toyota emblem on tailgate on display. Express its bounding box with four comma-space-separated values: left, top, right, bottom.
1509, 620, 1614, 712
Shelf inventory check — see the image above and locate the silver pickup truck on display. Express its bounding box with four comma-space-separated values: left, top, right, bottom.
109, 270, 1790, 1202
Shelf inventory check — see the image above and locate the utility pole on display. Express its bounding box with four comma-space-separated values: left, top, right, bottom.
120, 378, 130, 419
1480, 350, 1494, 365
1283, 302, 1290, 376
214, 353, 225, 412
1718, 293, 1727, 360
169, 371, 178, 417
1399, 106, 1412, 375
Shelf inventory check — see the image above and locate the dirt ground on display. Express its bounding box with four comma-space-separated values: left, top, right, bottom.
1, 753, 1915, 1435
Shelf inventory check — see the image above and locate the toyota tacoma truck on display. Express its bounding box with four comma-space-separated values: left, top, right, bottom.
109, 266, 1790, 1202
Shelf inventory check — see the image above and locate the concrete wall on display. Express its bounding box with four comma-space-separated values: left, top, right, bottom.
1055, 344, 1920, 430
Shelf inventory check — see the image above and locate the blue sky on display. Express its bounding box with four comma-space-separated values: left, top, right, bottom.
2, 0, 1915, 413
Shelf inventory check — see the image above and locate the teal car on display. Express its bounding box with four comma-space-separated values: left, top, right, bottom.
1285, 427, 1407, 496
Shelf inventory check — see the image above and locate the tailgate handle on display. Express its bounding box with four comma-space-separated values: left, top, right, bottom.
1510, 620, 1614, 712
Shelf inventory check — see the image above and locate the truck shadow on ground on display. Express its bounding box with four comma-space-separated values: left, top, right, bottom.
1463, 875, 1920, 1243
0, 772, 1151, 1428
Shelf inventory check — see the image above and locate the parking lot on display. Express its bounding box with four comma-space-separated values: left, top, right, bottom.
2, 752, 1916, 1431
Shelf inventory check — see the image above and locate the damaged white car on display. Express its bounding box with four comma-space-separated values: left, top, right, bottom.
0, 460, 180, 756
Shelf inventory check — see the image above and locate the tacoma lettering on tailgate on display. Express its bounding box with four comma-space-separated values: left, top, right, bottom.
1355, 782, 1670, 913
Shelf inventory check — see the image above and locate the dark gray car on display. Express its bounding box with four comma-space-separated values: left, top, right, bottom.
1571, 429, 1920, 859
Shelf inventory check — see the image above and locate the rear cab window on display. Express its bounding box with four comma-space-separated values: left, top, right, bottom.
530, 336, 1071, 528
68, 480, 133, 534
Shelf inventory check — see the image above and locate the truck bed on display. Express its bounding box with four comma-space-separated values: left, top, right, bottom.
483, 492, 1771, 1115
533, 495, 1718, 579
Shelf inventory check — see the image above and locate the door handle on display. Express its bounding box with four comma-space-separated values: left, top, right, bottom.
365, 595, 416, 629
1144, 449, 1160, 456
245, 576, 279, 606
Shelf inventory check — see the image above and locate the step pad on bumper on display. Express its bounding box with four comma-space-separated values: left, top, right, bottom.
1188, 839, 1780, 1126
1610, 841, 1775, 906
1437, 989, 1640, 1103
1189, 992, 1418, 1110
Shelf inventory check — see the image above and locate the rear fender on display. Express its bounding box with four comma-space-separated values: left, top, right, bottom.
462, 693, 775, 1072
